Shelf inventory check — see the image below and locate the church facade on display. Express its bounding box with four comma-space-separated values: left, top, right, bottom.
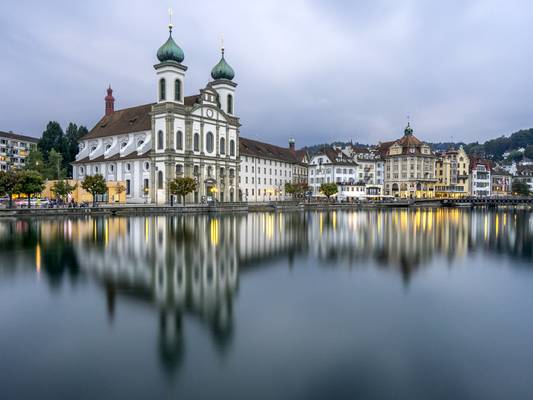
73, 24, 240, 204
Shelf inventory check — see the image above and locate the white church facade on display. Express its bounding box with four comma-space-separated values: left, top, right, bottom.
73, 22, 240, 204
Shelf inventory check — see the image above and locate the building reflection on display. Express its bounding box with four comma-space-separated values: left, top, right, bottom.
0, 209, 532, 372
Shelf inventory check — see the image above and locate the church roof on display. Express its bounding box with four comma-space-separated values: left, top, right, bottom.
240, 137, 306, 164
82, 103, 154, 140
72, 150, 150, 164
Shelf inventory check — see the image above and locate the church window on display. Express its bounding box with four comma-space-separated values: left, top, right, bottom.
227, 94, 233, 114
193, 133, 200, 152
207, 166, 213, 177
126, 163, 131, 172
126, 179, 131, 195
159, 78, 166, 101
157, 170, 163, 189
220, 137, 226, 155
176, 164, 183, 174
157, 130, 164, 150
144, 162, 150, 171
174, 79, 182, 101
230, 139, 235, 156
176, 131, 183, 150
206, 132, 214, 153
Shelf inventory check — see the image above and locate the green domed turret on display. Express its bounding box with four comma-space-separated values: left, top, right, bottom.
211, 49, 235, 81
157, 28, 184, 63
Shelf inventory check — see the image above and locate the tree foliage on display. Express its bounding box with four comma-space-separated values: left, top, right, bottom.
24, 148, 45, 173
319, 182, 338, 198
52, 180, 77, 201
0, 170, 19, 208
81, 174, 108, 206
285, 182, 310, 198
14, 170, 45, 208
169, 177, 198, 205
512, 180, 530, 196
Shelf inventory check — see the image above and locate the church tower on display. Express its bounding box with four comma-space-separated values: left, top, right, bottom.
154, 10, 187, 104
210, 41, 237, 115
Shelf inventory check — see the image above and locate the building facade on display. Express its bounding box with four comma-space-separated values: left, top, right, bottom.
380, 124, 437, 198
491, 168, 512, 196
513, 165, 533, 194
435, 146, 470, 198
0, 131, 38, 171
239, 138, 308, 202
469, 157, 492, 197
308, 148, 359, 197
73, 25, 240, 204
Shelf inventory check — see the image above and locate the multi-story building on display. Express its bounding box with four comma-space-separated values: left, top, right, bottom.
435, 146, 470, 198
513, 165, 533, 194
308, 148, 358, 196
469, 157, 492, 197
238, 138, 308, 202
379, 123, 437, 198
491, 168, 512, 196
0, 131, 38, 171
73, 24, 239, 204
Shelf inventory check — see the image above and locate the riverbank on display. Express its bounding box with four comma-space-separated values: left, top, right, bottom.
1, 197, 532, 217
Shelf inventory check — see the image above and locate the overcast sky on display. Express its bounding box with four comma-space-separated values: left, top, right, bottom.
1, 0, 532, 147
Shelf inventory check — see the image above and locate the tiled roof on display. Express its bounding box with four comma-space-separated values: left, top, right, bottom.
469, 156, 492, 172
81, 103, 154, 140
0, 130, 39, 143
240, 137, 306, 164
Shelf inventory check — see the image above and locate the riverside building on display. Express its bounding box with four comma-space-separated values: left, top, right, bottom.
434, 146, 470, 198
73, 22, 240, 204
0, 131, 38, 171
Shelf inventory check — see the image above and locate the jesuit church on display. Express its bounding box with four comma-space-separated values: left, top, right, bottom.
73, 22, 240, 204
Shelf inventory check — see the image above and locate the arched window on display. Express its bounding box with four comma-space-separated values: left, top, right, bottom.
174, 79, 182, 102
159, 78, 166, 101
176, 130, 183, 150
206, 132, 214, 153
227, 94, 233, 114
220, 137, 226, 155
230, 139, 235, 156
157, 170, 164, 189
176, 164, 183, 175
193, 133, 199, 152
157, 130, 164, 150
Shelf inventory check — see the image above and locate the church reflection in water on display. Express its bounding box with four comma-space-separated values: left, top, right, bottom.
0, 209, 532, 373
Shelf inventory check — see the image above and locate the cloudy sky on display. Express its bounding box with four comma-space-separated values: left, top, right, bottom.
1, 0, 532, 147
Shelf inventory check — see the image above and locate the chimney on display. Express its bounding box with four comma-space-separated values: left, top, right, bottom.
105, 85, 115, 116
289, 137, 295, 151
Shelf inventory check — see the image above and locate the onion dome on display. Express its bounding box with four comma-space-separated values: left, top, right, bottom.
211, 48, 235, 80
157, 27, 184, 63
404, 122, 413, 136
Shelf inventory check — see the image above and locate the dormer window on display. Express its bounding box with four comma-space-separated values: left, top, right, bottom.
121, 142, 128, 149
105, 144, 111, 152
91, 146, 97, 153
137, 140, 144, 148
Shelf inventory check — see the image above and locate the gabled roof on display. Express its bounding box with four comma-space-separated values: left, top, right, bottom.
82, 103, 154, 140
313, 147, 357, 165
0, 130, 39, 143
240, 137, 306, 164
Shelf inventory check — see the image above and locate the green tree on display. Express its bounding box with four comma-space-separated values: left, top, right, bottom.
512, 180, 530, 196
38, 121, 66, 162
81, 174, 108, 206
507, 150, 523, 163
52, 180, 77, 202
24, 148, 45, 174
14, 170, 45, 208
524, 145, 533, 160
45, 149, 66, 180
285, 182, 310, 198
319, 182, 338, 199
64, 123, 88, 175
169, 177, 198, 205
0, 170, 19, 208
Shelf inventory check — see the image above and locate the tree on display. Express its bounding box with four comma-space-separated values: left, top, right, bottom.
45, 149, 66, 180
38, 121, 66, 162
0, 170, 19, 208
81, 174, 108, 207
525, 145, 533, 160
52, 180, 77, 202
169, 177, 198, 205
14, 170, 45, 208
507, 150, 523, 163
24, 148, 45, 174
64, 123, 88, 175
285, 182, 310, 198
512, 180, 530, 196
319, 182, 338, 199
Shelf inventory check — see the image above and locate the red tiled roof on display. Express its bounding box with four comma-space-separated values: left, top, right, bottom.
240, 137, 306, 164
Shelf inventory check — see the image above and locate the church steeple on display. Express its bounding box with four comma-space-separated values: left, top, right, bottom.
105, 85, 115, 116
156, 9, 185, 63
404, 117, 413, 136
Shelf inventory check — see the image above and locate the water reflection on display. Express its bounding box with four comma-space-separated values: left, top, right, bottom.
0, 209, 532, 377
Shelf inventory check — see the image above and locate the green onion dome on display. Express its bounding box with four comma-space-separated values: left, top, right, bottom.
157, 28, 184, 63
211, 49, 235, 80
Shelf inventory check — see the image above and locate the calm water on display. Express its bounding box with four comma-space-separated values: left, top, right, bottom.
1, 209, 533, 400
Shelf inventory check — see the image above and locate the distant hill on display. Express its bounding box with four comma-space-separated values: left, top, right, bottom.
306, 128, 533, 160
